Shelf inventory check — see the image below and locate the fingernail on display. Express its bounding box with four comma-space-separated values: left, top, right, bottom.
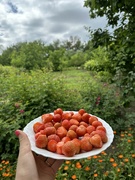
15, 130, 20, 137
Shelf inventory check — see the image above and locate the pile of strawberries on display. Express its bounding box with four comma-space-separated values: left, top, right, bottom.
33, 108, 108, 157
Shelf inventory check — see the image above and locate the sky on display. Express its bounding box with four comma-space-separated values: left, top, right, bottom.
0, 0, 109, 50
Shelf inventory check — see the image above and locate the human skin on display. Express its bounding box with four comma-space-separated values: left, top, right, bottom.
15, 130, 63, 180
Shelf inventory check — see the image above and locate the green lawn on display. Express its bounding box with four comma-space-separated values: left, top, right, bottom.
52, 69, 95, 90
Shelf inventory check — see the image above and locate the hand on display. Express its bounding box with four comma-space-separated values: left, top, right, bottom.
15, 130, 63, 180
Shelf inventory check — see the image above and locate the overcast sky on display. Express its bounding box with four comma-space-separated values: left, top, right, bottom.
0, 0, 108, 50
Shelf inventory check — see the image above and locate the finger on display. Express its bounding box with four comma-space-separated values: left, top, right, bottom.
15, 130, 31, 155
15, 131, 39, 180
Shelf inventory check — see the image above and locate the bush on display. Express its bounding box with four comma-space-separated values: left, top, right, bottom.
80, 77, 134, 132
0, 67, 83, 162
84, 46, 112, 82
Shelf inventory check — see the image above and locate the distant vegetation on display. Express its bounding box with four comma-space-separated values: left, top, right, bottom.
0, 32, 134, 99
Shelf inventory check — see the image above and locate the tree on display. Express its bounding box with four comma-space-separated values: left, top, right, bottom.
0, 45, 4, 54
69, 51, 89, 67
88, 28, 111, 49
47, 48, 66, 71
11, 41, 48, 70
84, 46, 112, 81
84, 0, 135, 97
0, 46, 15, 65
62, 36, 83, 51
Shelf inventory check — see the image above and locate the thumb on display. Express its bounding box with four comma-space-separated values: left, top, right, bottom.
15, 130, 31, 155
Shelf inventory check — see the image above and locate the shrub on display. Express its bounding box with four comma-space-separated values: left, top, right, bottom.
84, 46, 112, 82
80, 77, 134, 132
0, 67, 83, 162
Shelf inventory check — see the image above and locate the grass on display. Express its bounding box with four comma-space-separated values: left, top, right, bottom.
51, 69, 94, 90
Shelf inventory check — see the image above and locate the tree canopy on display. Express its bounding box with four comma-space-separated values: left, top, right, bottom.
0, 37, 87, 71
84, 0, 135, 97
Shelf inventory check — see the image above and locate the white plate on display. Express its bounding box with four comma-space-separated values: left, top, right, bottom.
23, 111, 114, 160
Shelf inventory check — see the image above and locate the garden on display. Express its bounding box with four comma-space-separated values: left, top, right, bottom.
0, 66, 135, 180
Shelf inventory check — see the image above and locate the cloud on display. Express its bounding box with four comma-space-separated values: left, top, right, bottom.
7, 1, 19, 13
0, 0, 108, 49
48, 3, 89, 25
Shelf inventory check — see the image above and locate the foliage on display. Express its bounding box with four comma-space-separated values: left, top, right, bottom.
0, 67, 84, 162
68, 51, 89, 68
84, 0, 135, 100
46, 48, 66, 71
84, 46, 112, 81
0, 46, 15, 65
0, 160, 15, 179
62, 36, 84, 51
109, 40, 135, 99
0, 118, 19, 162
10, 41, 48, 70
80, 76, 135, 132
56, 128, 135, 180
87, 28, 111, 49
49, 69, 134, 132
0, 36, 85, 72
0, 66, 134, 179
84, 0, 135, 27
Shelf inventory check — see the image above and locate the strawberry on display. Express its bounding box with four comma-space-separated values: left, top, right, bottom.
53, 114, 61, 123
67, 129, 77, 139
44, 126, 56, 136
56, 141, 64, 155
92, 121, 103, 128
90, 134, 103, 148
69, 125, 78, 131
62, 141, 76, 157
95, 130, 108, 143
35, 134, 48, 148
61, 136, 71, 143
33, 122, 44, 133
42, 113, 54, 123
47, 140, 57, 152
80, 137, 93, 152
72, 138, 81, 154
76, 125, 87, 137
86, 125, 95, 134
72, 113, 82, 122
56, 126, 67, 139
48, 134, 60, 143
69, 119, 79, 126
62, 119, 71, 130
81, 113, 91, 123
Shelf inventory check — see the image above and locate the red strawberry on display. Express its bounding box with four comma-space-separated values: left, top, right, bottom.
62, 141, 76, 157
90, 134, 103, 148
33, 122, 44, 133
36, 134, 48, 148
80, 137, 93, 152
47, 140, 57, 152
56, 141, 64, 155
56, 126, 67, 139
